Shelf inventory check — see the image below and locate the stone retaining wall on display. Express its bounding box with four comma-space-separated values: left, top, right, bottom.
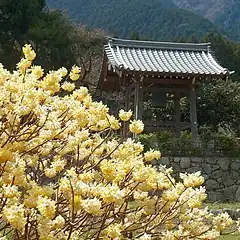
153, 157, 240, 202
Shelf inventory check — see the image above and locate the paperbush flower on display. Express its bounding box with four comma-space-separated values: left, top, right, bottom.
57, 67, 68, 77
0, 147, 13, 163
22, 44, 36, 61
129, 119, 144, 134
70, 65, 81, 81
0, 45, 237, 239
61, 81, 75, 92
31, 65, 44, 79
144, 149, 161, 162
105, 223, 122, 239
3, 204, 26, 230
119, 109, 133, 121
17, 58, 32, 74
37, 197, 56, 219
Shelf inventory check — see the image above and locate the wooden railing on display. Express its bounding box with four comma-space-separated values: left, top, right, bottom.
144, 120, 190, 132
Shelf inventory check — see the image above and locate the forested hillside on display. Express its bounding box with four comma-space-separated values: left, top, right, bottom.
47, 0, 226, 41
173, 0, 231, 21
173, 0, 240, 40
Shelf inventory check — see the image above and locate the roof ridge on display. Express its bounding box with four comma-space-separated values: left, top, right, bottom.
107, 37, 211, 52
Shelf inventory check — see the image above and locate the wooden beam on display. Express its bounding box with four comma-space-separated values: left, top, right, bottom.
144, 120, 175, 127
144, 78, 193, 85
174, 92, 181, 137
122, 78, 131, 139
144, 122, 190, 132
122, 69, 207, 77
144, 120, 190, 128
143, 87, 189, 94
189, 83, 198, 140
134, 77, 143, 120
132, 76, 144, 138
128, 82, 136, 90
145, 127, 175, 132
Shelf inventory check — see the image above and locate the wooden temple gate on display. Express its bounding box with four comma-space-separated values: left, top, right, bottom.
97, 38, 232, 139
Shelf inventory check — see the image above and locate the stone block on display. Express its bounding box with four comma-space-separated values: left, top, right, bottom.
223, 178, 236, 188
172, 163, 182, 173
223, 185, 238, 199
206, 157, 217, 164
152, 160, 158, 165
236, 186, 240, 201
219, 158, 230, 171
205, 179, 219, 191
161, 157, 170, 167
186, 167, 202, 173
210, 209, 222, 215
230, 170, 240, 180
212, 170, 223, 179
235, 209, 240, 220
212, 165, 220, 171
207, 191, 224, 202
192, 157, 202, 163
191, 163, 201, 167
173, 157, 181, 163
202, 163, 212, 174
231, 161, 240, 171
216, 178, 224, 185
202, 174, 209, 181
223, 209, 235, 218
180, 157, 191, 169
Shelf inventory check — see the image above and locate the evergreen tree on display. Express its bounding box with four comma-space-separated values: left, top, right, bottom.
131, 32, 140, 40
0, 0, 104, 72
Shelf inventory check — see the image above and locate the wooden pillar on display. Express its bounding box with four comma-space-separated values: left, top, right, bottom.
122, 83, 131, 139
134, 76, 144, 120
121, 75, 128, 139
189, 84, 198, 140
133, 75, 144, 138
174, 92, 181, 137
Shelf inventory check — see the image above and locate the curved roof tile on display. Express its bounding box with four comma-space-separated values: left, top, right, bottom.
105, 37, 232, 76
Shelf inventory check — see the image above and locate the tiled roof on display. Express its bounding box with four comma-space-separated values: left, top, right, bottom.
104, 37, 232, 76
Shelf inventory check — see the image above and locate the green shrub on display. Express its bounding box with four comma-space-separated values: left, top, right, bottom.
138, 131, 240, 157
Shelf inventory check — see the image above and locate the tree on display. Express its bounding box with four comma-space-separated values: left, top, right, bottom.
0, 0, 105, 74
69, 25, 105, 88
0, 0, 45, 39
131, 31, 140, 40
0, 0, 46, 69
197, 79, 240, 135
0, 44, 237, 240
203, 33, 240, 81
27, 10, 76, 70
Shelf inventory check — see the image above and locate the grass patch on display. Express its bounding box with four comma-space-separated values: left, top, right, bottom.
221, 236, 240, 240
206, 203, 240, 210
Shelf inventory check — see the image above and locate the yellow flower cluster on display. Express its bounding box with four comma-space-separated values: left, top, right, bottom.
23, 44, 36, 61
70, 65, 81, 81
61, 81, 75, 92
129, 119, 144, 134
180, 171, 205, 187
0, 45, 237, 239
144, 149, 161, 162
119, 109, 133, 121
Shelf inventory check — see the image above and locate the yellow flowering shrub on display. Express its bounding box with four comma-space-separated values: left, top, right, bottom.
0, 45, 238, 239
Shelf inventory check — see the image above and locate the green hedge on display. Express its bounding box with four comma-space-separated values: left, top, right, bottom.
137, 131, 240, 158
